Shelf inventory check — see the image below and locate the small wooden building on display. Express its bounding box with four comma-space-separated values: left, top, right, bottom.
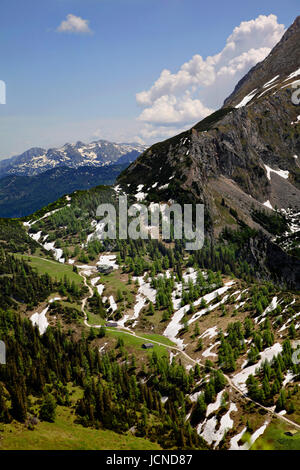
142, 343, 154, 349
97, 264, 114, 274
105, 322, 118, 327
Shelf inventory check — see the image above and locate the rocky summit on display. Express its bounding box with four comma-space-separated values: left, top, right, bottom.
118, 16, 300, 287
0, 140, 147, 177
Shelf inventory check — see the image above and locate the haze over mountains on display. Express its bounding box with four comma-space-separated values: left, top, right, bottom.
0, 140, 147, 217
0, 163, 130, 218
0, 140, 147, 177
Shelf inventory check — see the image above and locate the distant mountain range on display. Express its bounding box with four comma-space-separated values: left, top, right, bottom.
0, 139, 147, 217
0, 163, 131, 218
0, 140, 147, 178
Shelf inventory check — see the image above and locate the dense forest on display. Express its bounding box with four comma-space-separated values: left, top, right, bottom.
0, 301, 210, 449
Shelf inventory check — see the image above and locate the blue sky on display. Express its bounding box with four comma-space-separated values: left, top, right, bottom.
0, 0, 299, 157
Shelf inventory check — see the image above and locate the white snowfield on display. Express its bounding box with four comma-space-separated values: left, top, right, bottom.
163, 279, 234, 348
229, 427, 247, 450
163, 271, 197, 346
255, 296, 278, 324
263, 200, 274, 210
109, 295, 117, 313
30, 230, 42, 242
188, 281, 235, 325
30, 306, 49, 335
132, 276, 157, 327
163, 303, 190, 349
49, 297, 61, 303
263, 75, 280, 88
96, 284, 105, 296
229, 420, 270, 450
157, 269, 171, 280
234, 289, 247, 303
279, 209, 300, 236
201, 326, 219, 340
199, 403, 237, 448
235, 89, 257, 108
135, 184, 148, 201
28, 230, 65, 264
89, 276, 105, 296
43, 241, 64, 263
235, 300, 246, 310
113, 184, 122, 193
232, 343, 283, 393
169, 351, 178, 364
283, 371, 296, 387
264, 164, 289, 181
77, 265, 97, 279
118, 274, 157, 328
189, 390, 203, 402
280, 79, 300, 91
206, 391, 224, 416
97, 254, 119, 270
99, 343, 108, 353
91, 277, 101, 286
182, 268, 199, 284
158, 183, 169, 191
257, 83, 279, 99
284, 67, 300, 81
202, 341, 220, 358
23, 207, 65, 228
279, 310, 299, 332
118, 314, 130, 328
87, 221, 106, 243
90, 277, 105, 296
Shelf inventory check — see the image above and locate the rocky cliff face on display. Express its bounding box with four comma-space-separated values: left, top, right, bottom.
224, 15, 300, 107
118, 16, 300, 287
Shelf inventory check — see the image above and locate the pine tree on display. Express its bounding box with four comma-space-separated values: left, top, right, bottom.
190, 394, 206, 426
39, 394, 57, 422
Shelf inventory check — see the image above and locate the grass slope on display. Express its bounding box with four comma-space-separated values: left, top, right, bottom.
0, 406, 161, 450
16, 254, 83, 286
254, 418, 300, 450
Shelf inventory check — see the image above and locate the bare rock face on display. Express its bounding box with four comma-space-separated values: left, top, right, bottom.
224, 15, 300, 107
118, 17, 300, 287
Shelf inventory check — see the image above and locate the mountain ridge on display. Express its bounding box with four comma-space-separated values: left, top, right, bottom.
0, 139, 147, 178
224, 15, 300, 107
0, 163, 129, 218
117, 16, 300, 287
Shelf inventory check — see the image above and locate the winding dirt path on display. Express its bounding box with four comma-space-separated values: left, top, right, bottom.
79, 270, 300, 432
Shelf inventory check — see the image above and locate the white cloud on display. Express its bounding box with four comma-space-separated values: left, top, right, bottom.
56, 14, 92, 34
138, 93, 214, 125
139, 123, 188, 142
136, 14, 285, 140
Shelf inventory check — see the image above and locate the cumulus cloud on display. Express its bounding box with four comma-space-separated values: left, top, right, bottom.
137, 14, 285, 141
56, 14, 92, 34
138, 93, 214, 125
